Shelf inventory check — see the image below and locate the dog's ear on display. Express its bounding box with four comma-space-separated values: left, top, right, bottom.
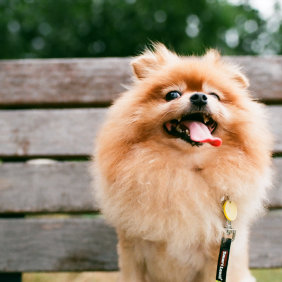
231, 70, 250, 89
131, 43, 177, 80
225, 63, 250, 89
203, 49, 221, 63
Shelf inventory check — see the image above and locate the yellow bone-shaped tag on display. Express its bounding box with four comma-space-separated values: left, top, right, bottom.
223, 201, 237, 221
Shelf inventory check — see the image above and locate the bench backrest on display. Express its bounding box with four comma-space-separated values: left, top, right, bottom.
0, 57, 282, 272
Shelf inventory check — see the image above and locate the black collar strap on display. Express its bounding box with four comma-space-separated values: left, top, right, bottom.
215, 201, 237, 282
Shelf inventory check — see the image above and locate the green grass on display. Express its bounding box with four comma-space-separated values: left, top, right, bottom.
251, 269, 282, 282
23, 269, 282, 282
24, 272, 118, 282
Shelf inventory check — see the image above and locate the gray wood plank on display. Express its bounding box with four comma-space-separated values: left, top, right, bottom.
0, 57, 282, 106
250, 210, 282, 268
0, 108, 106, 157
231, 56, 282, 103
229, 56, 282, 103
0, 217, 118, 272
0, 212, 280, 271
269, 158, 282, 208
268, 106, 282, 153
0, 162, 96, 213
0, 159, 282, 213
0, 105, 281, 157
0, 58, 132, 106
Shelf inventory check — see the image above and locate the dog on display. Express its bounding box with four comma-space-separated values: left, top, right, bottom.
92, 44, 273, 282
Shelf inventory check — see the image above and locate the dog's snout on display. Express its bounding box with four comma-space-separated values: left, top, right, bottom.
190, 93, 208, 106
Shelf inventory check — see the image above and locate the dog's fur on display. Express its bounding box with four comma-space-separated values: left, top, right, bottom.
92, 44, 273, 282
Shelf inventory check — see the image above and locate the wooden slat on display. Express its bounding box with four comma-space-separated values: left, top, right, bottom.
0, 57, 282, 106
232, 56, 282, 103
0, 105, 281, 157
0, 58, 132, 106
0, 108, 105, 157
268, 106, 282, 154
0, 162, 96, 213
0, 217, 118, 272
269, 158, 282, 208
0, 211, 280, 271
250, 210, 282, 268
0, 159, 282, 213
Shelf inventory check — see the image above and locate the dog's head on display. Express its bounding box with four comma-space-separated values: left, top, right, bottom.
98, 43, 271, 171
119, 43, 256, 152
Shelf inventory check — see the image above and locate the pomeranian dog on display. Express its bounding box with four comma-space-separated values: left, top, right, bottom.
93, 44, 273, 282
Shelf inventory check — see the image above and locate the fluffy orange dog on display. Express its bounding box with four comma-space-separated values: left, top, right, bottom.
93, 44, 273, 282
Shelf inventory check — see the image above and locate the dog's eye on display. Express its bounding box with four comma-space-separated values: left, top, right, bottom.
166, 91, 181, 101
209, 92, 220, 100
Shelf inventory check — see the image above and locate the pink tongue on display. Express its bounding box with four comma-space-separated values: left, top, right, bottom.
181, 121, 222, 147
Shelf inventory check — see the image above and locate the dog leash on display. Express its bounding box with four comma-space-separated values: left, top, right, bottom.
215, 200, 237, 282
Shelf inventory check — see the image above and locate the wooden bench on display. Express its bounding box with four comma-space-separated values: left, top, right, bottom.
0, 57, 282, 281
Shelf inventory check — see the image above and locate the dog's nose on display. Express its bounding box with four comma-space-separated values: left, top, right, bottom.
190, 93, 208, 106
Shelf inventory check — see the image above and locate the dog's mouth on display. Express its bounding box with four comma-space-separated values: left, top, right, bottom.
164, 112, 222, 147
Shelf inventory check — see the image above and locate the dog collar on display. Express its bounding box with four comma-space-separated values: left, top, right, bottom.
215, 200, 237, 282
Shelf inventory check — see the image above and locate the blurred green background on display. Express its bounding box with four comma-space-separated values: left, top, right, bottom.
1, 0, 282, 59
1, 0, 282, 281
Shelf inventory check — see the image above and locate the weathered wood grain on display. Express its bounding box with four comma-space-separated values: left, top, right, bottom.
0, 57, 282, 106
0, 108, 106, 157
268, 106, 282, 154
0, 159, 281, 213
0, 105, 281, 157
249, 210, 282, 268
0, 217, 118, 272
0, 58, 132, 106
269, 158, 282, 208
0, 211, 280, 271
231, 56, 282, 103
0, 162, 96, 213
